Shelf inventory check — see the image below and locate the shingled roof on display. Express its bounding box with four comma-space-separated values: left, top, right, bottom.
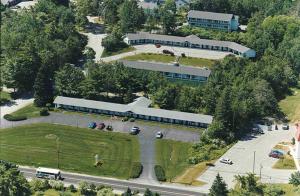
187, 10, 235, 21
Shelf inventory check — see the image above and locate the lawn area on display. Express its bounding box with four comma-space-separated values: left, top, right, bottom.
10, 103, 41, 118
0, 91, 12, 105
155, 139, 192, 182
33, 189, 80, 196
101, 46, 136, 58
279, 82, 300, 122
122, 53, 215, 68
0, 123, 140, 179
272, 155, 296, 169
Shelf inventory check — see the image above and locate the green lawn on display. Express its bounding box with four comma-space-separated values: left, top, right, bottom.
279, 83, 300, 122
0, 123, 140, 179
155, 139, 192, 182
10, 103, 41, 118
101, 46, 136, 58
0, 91, 12, 105
33, 189, 80, 196
272, 155, 296, 169
122, 53, 215, 68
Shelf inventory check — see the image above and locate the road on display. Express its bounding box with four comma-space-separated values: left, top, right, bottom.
197, 124, 297, 190
20, 167, 205, 196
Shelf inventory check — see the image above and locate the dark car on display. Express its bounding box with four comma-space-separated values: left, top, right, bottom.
252, 127, 264, 134
282, 123, 289, 130
88, 122, 97, 129
106, 125, 113, 131
268, 150, 283, 158
97, 123, 105, 130
155, 44, 161, 48
130, 127, 140, 135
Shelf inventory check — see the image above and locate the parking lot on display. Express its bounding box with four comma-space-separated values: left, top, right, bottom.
134, 44, 232, 60
197, 124, 297, 191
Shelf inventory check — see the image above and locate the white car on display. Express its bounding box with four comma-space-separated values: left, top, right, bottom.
156, 131, 163, 139
220, 158, 233, 165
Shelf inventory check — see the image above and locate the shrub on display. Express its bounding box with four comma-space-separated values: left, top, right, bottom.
129, 118, 135, 122
49, 180, 64, 191
154, 165, 166, 181
40, 108, 49, 116
130, 162, 143, 178
181, 53, 186, 57
30, 179, 50, 192
122, 116, 129, 122
67, 184, 77, 193
289, 172, 300, 186
3, 114, 27, 121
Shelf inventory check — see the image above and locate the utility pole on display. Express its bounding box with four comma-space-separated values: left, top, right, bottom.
259, 164, 263, 180
252, 151, 256, 173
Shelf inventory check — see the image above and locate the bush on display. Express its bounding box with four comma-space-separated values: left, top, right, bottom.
30, 179, 50, 192
49, 180, 64, 191
130, 162, 143, 178
122, 116, 129, 122
129, 118, 135, 122
40, 108, 49, 116
3, 114, 27, 121
289, 172, 300, 186
67, 184, 77, 193
154, 165, 166, 181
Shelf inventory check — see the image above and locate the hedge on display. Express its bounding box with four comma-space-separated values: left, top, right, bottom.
130, 162, 143, 178
3, 114, 27, 121
40, 108, 49, 116
154, 165, 166, 181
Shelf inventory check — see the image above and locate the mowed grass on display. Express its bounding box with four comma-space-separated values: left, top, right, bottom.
279, 83, 300, 122
101, 46, 136, 58
155, 139, 192, 182
10, 103, 41, 118
0, 91, 12, 105
0, 123, 140, 179
272, 155, 296, 169
122, 53, 215, 68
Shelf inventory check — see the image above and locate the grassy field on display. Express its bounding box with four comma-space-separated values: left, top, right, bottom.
10, 103, 41, 118
0, 123, 140, 179
272, 155, 296, 169
155, 139, 192, 182
101, 46, 135, 58
122, 53, 215, 68
279, 83, 300, 122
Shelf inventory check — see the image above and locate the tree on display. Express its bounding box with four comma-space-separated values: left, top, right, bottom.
122, 187, 133, 196
159, 3, 176, 34
209, 173, 228, 196
153, 84, 178, 110
34, 64, 54, 107
234, 173, 264, 195
118, 0, 144, 33
289, 172, 300, 186
144, 188, 160, 196
0, 160, 31, 196
54, 64, 85, 97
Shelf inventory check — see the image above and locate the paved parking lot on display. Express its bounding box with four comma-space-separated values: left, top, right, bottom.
197, 125, 297, 192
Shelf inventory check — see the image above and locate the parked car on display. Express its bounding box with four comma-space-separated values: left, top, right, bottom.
162, 49, 174, 56
282, 123, 289, 130
97, 123, 105, 130
88, 122, 97, 129
156, 131, 163, 139
155, 44, 161, 48
106, 125, 113, 131
252, 126, 264, 134
220, 158, 233, 165
268, 150, 284, 158
130, 126, 140, 135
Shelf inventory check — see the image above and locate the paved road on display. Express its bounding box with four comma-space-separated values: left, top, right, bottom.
20, 167, 205, 196
197, 125, 297, 190
0, 112, 200, 183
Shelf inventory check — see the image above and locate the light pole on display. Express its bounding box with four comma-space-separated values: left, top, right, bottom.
252, 151, 256, 173
259, 164, 263, 180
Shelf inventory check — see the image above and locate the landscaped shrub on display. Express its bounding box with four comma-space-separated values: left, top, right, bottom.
3, 114, 27, 121
130, 162, 143, 178
122, 116, 129, 122
154, 165, 166, 181
40, 108, 49, 116
129, 118, 135, 122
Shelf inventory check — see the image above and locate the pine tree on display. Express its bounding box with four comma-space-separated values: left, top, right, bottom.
34, 64, 53, 107
209, 173, 229, 196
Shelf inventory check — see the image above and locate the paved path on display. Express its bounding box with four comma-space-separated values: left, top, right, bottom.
81, 32, 106, 62
20, 166, 205, 196
197, 124, 297, 191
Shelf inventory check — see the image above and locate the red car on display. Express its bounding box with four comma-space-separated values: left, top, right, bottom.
96, 123, 105, 130
268, 152, 283, 159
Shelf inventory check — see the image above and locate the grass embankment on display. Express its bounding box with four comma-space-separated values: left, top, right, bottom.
34, 189, 79, 196
122, 53, 215, 68
155, 140, 192, 182
101, 46, 136, 58
0, 123, 140, 179
10, 103, 41, 118
279, 82, 300, 122
0, 91, 12, 105
273, 155, 296, 169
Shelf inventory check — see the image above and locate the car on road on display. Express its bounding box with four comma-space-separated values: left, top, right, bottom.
268, 150, 284, 158
282, 123, 289, 130
88, 122, 97, 129
220, 158, 233, 165
97, 123, 105, 130
156, 131, 163, 139
130, 126, 140, 135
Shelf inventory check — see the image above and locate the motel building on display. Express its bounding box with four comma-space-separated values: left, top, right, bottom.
120, 60, 211, 82
125, 32, 256, 58
187, 10, 239, 32
54, 96, 213, 128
